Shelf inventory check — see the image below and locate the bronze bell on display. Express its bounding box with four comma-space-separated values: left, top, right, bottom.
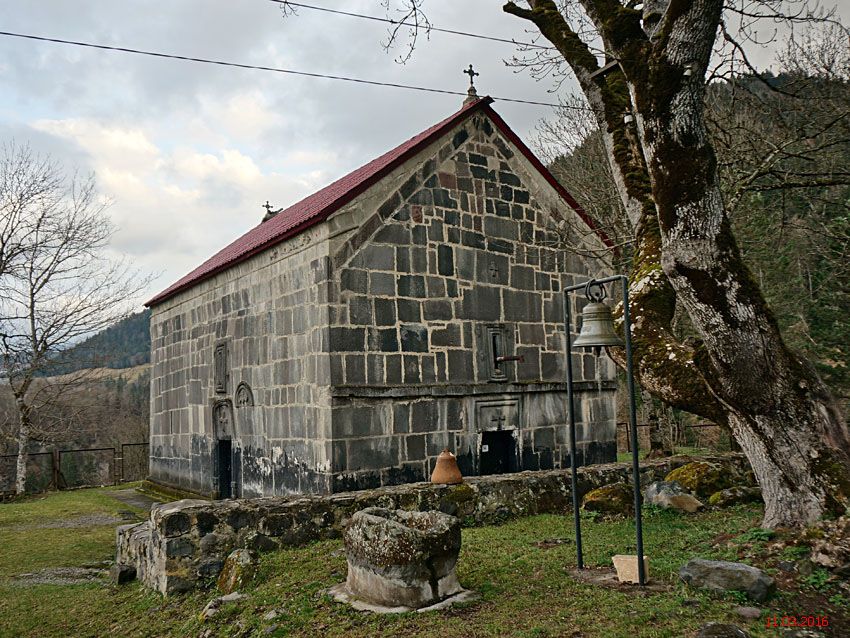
572, 302, 625, 350
431, 449, 463, 485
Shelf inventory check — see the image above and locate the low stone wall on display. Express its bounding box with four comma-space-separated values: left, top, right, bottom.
116, 454, 751, 594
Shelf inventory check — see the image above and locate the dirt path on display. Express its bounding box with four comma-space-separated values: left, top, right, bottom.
9, 567, 109, 587
108, 488, 162, 511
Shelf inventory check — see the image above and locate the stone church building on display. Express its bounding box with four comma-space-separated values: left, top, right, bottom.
145, 95, 617, 499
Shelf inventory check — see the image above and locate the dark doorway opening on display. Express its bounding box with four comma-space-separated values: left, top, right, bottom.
217, 439, 232, 499
479, 430, 517, 475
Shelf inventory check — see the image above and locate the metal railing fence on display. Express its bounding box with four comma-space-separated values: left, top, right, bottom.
0, 442, 149, 495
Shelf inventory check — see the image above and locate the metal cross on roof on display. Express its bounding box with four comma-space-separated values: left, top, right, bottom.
463, 64, 479, 88
263, 201, 273, 213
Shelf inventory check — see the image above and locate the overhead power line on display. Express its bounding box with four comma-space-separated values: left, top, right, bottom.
271, 1, 554, 51
0, 30, 570, 108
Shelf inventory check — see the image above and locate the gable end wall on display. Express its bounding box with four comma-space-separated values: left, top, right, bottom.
326, 112, 617, 491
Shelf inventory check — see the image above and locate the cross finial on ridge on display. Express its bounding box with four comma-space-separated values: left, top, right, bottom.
463, 64, 479, 88
262, 200, 279, 222
462, 64, 480, 106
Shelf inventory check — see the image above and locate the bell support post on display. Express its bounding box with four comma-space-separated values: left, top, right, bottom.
563, 290, 584, 569
563, 275, 645, 586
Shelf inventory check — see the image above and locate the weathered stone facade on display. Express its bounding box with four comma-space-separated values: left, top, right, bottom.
147, 99, 616, 499
116, 454, 754, 594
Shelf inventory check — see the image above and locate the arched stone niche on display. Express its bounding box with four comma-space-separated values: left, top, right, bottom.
235, 382, 254, 408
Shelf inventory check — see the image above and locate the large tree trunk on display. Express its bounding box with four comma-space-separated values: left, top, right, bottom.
504, 0, 729, 427
505, 0, 850, 527
630, 0, 850, 527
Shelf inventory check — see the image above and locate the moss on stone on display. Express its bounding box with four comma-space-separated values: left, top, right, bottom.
216, 549, 257, 594
708, 486, 762, 507
665, 462, 733, 498
443, 483, 476, 505
581, 482, 635, 516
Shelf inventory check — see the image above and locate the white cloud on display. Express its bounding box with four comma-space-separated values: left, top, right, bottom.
32, 118, 160, 170
22, 116, 316, 292
169, 147, 262, 184
8, 0, 839, 306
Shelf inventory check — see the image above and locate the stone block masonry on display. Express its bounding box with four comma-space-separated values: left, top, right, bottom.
323, 111, 618, 489
115, 454, 751, 594
148, 229, 334, 498
328, 382, 616, 492
146, 103, 618, 501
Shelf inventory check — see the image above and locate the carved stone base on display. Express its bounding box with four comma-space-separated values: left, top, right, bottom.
341, 507, 463, 609
328, 582, 478, 614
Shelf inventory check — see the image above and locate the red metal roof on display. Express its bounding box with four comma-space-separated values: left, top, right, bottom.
147, 97, 607, 307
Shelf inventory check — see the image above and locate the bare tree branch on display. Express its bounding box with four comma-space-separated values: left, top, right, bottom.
0, 147, 152, 494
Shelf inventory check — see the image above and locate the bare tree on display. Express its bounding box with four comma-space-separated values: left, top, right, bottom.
0, 144, 150, 494
534, 94, 635, 273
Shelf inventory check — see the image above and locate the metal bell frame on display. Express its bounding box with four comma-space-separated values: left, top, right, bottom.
563, 275, 646, 586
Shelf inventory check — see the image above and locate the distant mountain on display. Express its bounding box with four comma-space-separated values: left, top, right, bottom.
42, 309, 151, 375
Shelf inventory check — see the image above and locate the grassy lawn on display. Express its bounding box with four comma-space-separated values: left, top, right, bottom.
0, 486, 847, 638
0, 485, 150, 576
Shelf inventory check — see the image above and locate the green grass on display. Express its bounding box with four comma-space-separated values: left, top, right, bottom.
0, 484, 142, 527
0, 487, 846, 638
0, 485, 148, 576
0, 525, 118, 575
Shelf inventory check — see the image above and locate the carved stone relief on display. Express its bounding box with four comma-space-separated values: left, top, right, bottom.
475, 398, 519, 432
235, 382, 254, 408
213, 399, 234, 439
267, 227, 321, 262
214, 342, 228, 394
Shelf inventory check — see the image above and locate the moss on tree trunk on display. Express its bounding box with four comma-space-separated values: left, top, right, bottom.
505, 0, 850, 527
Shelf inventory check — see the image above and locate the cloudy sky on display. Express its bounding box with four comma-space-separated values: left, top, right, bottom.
1, 1, 575, 306
2, 1, 841, 307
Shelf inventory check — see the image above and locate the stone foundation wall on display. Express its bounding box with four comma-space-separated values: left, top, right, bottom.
117, 453, 751, 594
329, 382, 616, 492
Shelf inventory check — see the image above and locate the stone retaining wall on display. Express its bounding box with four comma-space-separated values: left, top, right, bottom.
116, 453, 751, 594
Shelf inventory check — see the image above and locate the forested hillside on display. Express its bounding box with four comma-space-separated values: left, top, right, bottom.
43, 309, 151, 375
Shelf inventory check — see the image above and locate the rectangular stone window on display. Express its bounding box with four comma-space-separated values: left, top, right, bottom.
487, 326, 508, 381
214, 342, 228, 394
474, 323, 516, 382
